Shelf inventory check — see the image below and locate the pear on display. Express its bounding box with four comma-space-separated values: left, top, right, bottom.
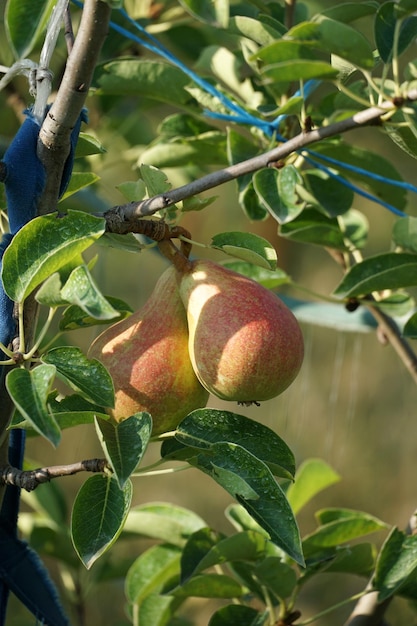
176, 259, 304, 403
88, 266, 209, 434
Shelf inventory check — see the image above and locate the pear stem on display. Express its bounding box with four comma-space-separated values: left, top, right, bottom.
158, 239, 192, 273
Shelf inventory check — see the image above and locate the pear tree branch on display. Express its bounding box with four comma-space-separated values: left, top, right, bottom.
104, 93, 417, 222
0, 0, 112, 506
0, 458, 110, 491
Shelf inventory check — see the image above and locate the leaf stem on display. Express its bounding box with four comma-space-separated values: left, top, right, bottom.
297, 591, 366, 625
132, 464, 191, 478
24, 307, 57, 360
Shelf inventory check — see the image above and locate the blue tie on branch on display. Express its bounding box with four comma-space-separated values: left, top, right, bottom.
0, 106, 86, 626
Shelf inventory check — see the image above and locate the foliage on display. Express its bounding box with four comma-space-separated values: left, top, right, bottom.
1, 0, 417, 624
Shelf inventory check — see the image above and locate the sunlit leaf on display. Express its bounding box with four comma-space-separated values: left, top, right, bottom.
124, 502, 206, 546
6, 365, 60, 446
2, 211, 105, 302
125, 544, 181, 604
333, 252, 417, 298
60, 265, 120, 320
286, 459, 340, 515
5, 0, 55, 58
253, 166, 304, 224
42, 347, 114, 408
95, 59, 191, 104
211, 232, 277, 269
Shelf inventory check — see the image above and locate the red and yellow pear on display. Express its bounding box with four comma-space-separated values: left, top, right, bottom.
175, 259, 304, 403
88, 265, 209, 434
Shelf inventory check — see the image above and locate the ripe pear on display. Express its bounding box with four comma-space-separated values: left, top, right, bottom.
176, 259, 304, 403
88, 266, 209, 434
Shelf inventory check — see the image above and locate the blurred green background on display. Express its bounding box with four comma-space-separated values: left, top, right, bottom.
2, 0, 417, 623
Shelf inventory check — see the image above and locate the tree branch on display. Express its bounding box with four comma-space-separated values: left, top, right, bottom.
0, 458, 110, 491
0, 0, 111, 506
37, 0, 112, 216
104, 92, 417, 222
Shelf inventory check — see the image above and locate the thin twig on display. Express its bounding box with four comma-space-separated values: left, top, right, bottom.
104, 93, 417, 223
0, 458, 110, 492
366, 304, 417, 385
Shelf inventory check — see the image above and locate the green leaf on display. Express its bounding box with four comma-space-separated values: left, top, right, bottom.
5, 0, 55, 58
139, 163, 171, 197
333, 252, 417, 298
75, 133, 107, 158
116, 179, 147, 203
123, 503, 207, 546
262, 59, 339, 83
304, 169, 354, 217
375, 2, 417, 63
182, 195, 218, 212
397, 0, 417, 16
59, 296, 132, 331
141, 132, 227, 168
303, 510, 387, 557
178, 0, 229, 26
174, 573, 244, 599
189, 442, 303, 565
60, 172, 100, 201
95, 59, 191, 104
180, 527, 223, 582
239, 182, 269, 221
42, 347, 114, 408
182, 530, 274, 581
229, 15, 284, 46
321, 2, 379, 23
226, 504, 274, 538
311, 143, 407, 211
403, 312, 417, 338
95, 414, 152, 489
211, 232, 277, 270
324, 543, 377, 577
137, 595, 177, 626
2, 210, 105, 302
46, 393, 110, 429
208, 605, 265, 626
392, 216, 417, 252
297, 16, 374, 69
372, 293, 414, 317
254, 557, 297, 599
35, 273, 67, 307
227, 128, 259, 191
386, 108, 417, 160
71, 475, 132, 569
374, 527, 417, 601
6, 365, 60, 446
279, 208, 348, 249
286, 459, 340, 515
222, 261, 290, 289
60, 265, 120, 321
95, 232, 145, 253
125, 544, 182, 604
253, 166, 304, 224
174, 409, 296, 479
